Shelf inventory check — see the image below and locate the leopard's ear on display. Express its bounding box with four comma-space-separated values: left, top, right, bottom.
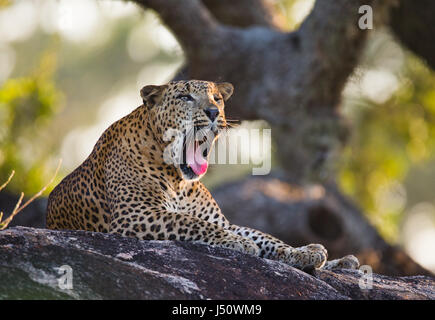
140, 84, 168, 107
216, 82, 234, 101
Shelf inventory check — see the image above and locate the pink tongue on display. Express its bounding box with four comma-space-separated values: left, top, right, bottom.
186, 142, 208, 176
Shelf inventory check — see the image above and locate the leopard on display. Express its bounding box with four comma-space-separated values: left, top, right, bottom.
46, 79, 359, 271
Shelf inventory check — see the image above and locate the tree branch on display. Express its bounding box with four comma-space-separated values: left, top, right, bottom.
202, 0, 285, 30
296, 0, 377, 109
390, 0, 435, 70
134, 0, 224, 58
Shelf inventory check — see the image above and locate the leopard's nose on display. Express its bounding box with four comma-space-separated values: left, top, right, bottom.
204, 107, 219, 122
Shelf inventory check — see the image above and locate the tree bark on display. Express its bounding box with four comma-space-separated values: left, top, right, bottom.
390, 0, 435, 70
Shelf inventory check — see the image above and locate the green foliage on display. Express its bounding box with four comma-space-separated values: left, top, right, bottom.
0, 51, 63, 194
339, 55, 435, 242
0, 0, 11, 8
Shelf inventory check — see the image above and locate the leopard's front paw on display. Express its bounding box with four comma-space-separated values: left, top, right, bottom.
323, 254, 360, 270
224, 236, 260, 256
277, 244, 327, 269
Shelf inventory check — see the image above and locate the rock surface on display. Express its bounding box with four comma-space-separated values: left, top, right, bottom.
0, 227, 434, 300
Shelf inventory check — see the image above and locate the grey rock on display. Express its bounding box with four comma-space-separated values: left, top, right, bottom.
0, 227, 433, 300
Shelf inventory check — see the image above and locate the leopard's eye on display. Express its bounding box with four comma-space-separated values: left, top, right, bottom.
177, 94, 194, 102
214, 95, 222, 102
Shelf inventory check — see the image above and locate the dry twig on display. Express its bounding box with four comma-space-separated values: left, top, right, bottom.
0, 170, 15, 192
0, 159, 62, 230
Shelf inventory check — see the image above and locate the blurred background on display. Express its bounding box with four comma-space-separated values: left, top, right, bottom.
0, 0, 434, 274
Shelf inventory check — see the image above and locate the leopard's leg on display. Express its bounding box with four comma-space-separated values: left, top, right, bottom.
228, 225, 326, 269
109, 210, 259, 256
228, 225, 359, 270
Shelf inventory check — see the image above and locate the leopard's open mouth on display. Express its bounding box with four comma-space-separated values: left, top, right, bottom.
179, 127, 216, 180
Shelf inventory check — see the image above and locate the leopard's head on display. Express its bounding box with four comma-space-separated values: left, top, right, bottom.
141, 80, 234, 181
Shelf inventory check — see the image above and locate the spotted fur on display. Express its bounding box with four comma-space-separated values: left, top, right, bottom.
47, 80, 358, 270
